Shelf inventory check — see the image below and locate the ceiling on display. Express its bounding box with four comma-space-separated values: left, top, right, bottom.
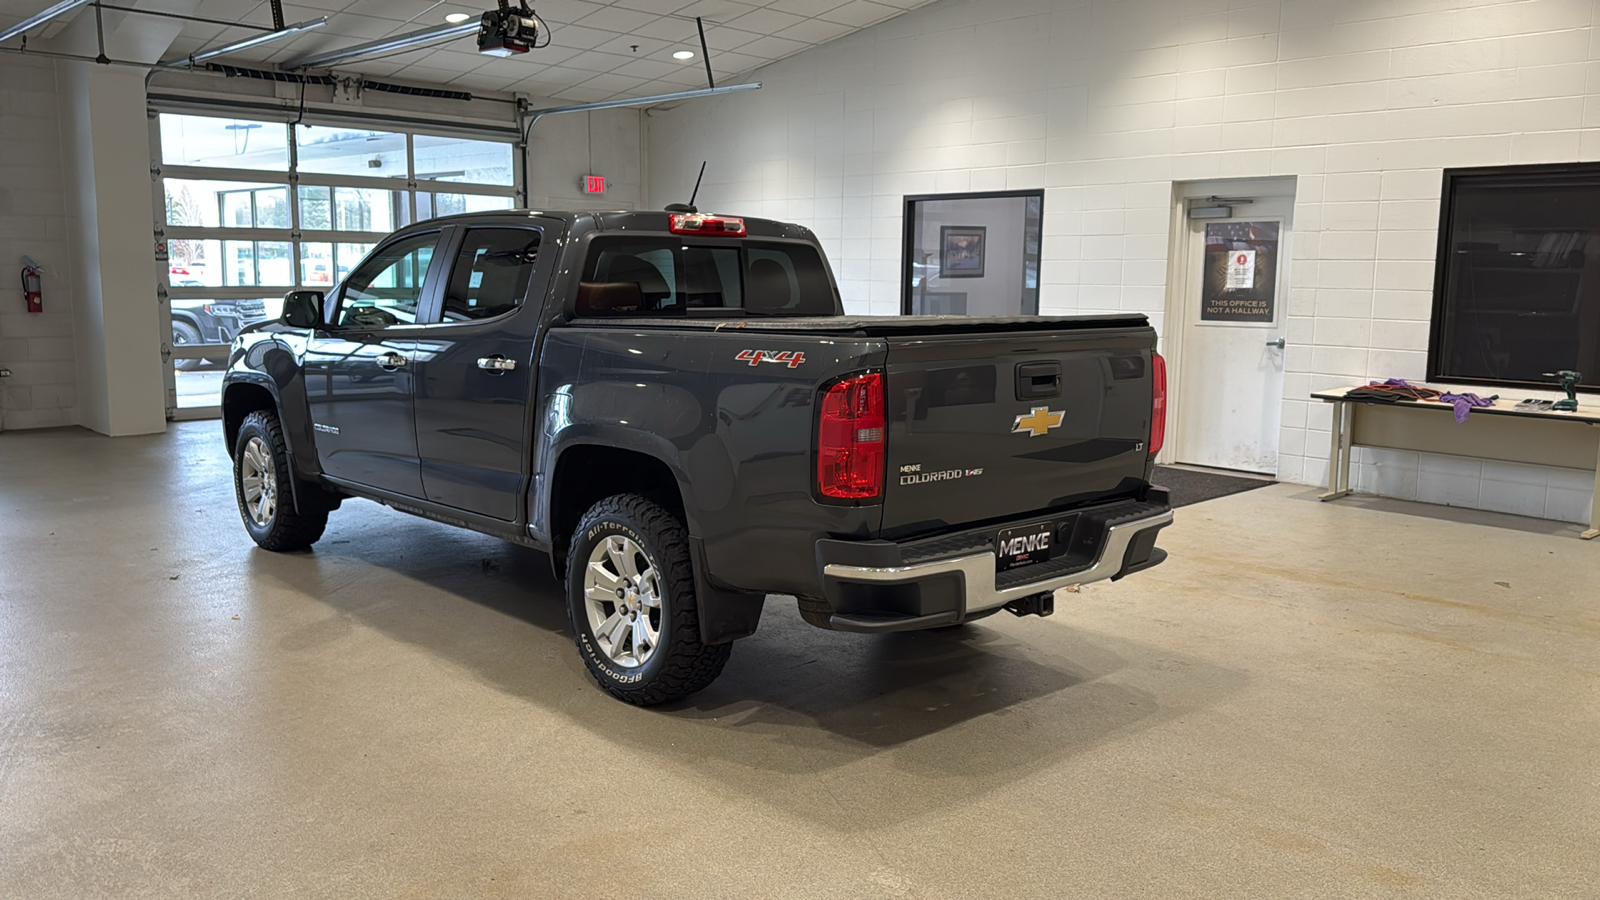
0, 0, 938, 101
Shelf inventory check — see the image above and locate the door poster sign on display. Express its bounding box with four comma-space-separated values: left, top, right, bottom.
1202, 221, 1279, 323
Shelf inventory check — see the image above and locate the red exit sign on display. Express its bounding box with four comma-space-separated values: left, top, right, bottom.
582, 175, 606, 195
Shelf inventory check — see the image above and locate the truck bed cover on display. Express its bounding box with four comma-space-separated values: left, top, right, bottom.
567, 314, 1151, 337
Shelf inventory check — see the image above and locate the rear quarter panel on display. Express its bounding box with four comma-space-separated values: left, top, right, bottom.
533, 324, 885, 596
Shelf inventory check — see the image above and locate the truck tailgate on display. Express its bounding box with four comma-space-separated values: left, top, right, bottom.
881, 326, 1157, 539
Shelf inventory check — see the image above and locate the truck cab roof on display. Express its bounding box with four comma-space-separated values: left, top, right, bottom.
403, 209, 821, 244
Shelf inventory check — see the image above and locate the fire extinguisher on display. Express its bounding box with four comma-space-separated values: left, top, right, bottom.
20, 258, 42, 313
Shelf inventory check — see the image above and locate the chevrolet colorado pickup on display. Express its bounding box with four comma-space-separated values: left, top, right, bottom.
222, 210, 1173, 705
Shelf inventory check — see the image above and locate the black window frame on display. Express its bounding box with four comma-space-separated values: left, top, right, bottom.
1428, 162, 1600, 394
900, 189, 1044, 316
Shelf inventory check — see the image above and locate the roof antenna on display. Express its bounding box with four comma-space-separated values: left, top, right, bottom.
666, 161, 707, 214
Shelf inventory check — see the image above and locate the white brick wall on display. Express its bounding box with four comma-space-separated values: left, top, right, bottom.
0, 54, 78, 431
646, 0, 1600, 524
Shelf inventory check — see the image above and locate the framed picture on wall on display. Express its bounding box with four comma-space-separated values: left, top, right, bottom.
940, 226, 987, 278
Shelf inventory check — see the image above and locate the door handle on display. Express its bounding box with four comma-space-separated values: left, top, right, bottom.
478, 355, 517, 373
1015, 361, 1062, 401
1266, 337, 1286, 349
375, 352, 409, 370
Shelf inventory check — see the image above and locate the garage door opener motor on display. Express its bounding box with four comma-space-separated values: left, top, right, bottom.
478, 1, 546, 57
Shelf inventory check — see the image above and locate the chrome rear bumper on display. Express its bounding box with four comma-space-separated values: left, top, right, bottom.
816, 505, 1173, 633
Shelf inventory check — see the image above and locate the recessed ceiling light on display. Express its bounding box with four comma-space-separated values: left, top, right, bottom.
673, 50, 695, 60
445, 13, 472, 24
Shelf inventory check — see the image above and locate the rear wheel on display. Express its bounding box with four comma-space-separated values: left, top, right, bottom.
233, 410, 328, 551
567, 494, 731, 705
172, 321, 204, 371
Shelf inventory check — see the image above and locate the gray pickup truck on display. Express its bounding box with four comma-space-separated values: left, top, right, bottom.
222, 210, 1173, 705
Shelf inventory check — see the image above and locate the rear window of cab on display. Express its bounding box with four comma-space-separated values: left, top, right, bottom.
576, 237, 837, 317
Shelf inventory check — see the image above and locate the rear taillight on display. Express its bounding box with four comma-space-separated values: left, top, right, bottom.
817, 372, 885, 500
669, 213, 746, 237
1150, 352, 1167, 457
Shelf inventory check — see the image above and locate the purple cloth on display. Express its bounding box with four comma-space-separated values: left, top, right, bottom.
1439, 392, 1495, 423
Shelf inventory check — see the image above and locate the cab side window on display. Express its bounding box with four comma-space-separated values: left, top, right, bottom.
441, 228, 542, 322
335, 233, 438, 327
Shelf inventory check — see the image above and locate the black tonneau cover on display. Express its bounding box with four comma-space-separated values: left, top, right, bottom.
568, 314, 1150, 337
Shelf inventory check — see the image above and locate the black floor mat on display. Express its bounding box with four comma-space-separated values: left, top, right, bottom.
1154, 465, 1274, 508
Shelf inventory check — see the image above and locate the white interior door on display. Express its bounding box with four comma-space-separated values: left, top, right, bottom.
1173, 195, 1294, 474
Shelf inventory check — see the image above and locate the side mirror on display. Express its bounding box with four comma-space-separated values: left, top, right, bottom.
282, 290, 324, 328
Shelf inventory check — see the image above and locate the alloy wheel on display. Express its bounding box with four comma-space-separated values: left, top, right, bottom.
582, 534, 663, 668
240, 436, 278, 527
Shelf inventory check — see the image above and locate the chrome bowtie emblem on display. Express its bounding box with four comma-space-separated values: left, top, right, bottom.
1012, 406, 1064, 437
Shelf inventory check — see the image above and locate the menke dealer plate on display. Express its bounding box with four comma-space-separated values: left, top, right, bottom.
996, 521, 1054, 572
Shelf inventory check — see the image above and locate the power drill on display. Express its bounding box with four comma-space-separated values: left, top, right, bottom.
1544, 370, 1581, 412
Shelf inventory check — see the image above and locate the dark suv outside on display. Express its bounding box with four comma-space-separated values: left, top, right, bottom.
171, 299, 269, 370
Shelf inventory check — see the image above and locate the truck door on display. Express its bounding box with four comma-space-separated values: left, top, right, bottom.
409, 225, 551, 521
304, 231, 442, 497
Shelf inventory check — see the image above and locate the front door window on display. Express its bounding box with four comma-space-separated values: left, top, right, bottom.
335, 233, 438, 328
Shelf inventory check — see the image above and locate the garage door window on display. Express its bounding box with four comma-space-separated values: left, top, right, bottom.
153, 111, 517, 413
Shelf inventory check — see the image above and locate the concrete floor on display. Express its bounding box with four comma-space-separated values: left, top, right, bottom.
1, 423, 1596, 899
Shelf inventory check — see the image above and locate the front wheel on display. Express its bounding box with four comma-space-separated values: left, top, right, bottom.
233, 410, 328, 551
567, 494, 731, 706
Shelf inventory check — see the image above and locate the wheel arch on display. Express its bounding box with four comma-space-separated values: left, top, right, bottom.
547, 443, 687, 574
222, 379, 339, 517
222, 381, 279, 458
545, 441, 764, 646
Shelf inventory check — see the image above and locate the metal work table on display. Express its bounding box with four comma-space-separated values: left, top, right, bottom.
1312, 386, 1600, 539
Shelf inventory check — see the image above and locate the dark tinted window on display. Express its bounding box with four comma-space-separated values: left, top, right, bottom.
442, 228, 541, 322
336, 232, 436, 327
578, 238, 835, 316
1433, 166, 1600, 390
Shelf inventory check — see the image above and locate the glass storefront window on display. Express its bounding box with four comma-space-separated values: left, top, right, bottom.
413, 134, 515, 186
222, 240, 293, 287
298, 186, 408, 233
417, 192, 514, 221
295, 125, 408, 178
168, 239, 221, 287
219, 185, 289, 228
160, 114, 290, 171
166, 180, 292, 229
298, 241, 375, 288
336, 243, 377, 280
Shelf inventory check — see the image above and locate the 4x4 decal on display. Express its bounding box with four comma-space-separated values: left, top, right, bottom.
736, 350, 806, 368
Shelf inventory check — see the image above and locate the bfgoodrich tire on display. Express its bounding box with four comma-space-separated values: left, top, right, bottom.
233, 410, 328, 552
567, 494, 731, 706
